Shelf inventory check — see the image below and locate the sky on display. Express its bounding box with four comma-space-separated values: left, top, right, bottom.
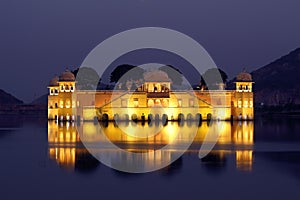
1, 0, 300, 103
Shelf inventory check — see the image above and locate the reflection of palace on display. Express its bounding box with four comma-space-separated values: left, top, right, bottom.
47, 69, 254, 122
48, 121, 99, 171
48, 121, 254, 171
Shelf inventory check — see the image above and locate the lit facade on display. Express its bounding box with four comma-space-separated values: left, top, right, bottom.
48, 70, 254, 122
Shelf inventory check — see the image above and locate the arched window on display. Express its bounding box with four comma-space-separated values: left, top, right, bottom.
238, 99, 242, 108
249, 100, 253, 108
59, 100, 64, 108
178, 99, 182, 107
155, 99, 161, 105
162, 99, 169, 107
65, 99, 71, 108
133, 98, 138, 107
148, 99, 154, 107
244, 100, 248, 108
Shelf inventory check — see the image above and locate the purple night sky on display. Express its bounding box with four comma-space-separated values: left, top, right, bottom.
1, 0, 300, 102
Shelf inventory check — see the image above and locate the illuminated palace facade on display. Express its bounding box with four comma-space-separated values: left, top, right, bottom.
47, 70, 254, 122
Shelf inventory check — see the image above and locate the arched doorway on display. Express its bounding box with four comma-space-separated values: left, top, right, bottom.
178, 113, 184, 122
141, 113, 145, 121
102, 113, 109, 122
93, 116, 98, 124
123, 114, 129, 121
187, 113, 193, 121
162, 114, 168, 126
113, 114, 119, 122
207, 113, 212, 121
131, 114, 138, 122
148, 114, 153, 122
155, 114, 160, 121
195, 113, 202, 122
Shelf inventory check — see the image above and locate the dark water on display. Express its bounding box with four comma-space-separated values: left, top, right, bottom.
0, 115, 300, 200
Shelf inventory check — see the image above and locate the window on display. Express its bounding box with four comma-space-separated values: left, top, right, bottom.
65, 99, 71, 108
154, 84, 158, 92
60, 100, 64, 108
244, 100, 248, 108
238, 99, 242, 108
121, 99, 127, 107
178, 99, 182, 107
162, 99, 169, 107
60, 85, 64, 92
148, 99, 154, 107
155, 99, 161, 105
134, 98, 138, 107
161, 84, 166, 92
249, 100, 253, 108
189, 99, 194, 107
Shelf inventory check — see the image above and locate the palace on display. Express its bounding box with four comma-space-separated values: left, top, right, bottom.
47, 69, 254, 122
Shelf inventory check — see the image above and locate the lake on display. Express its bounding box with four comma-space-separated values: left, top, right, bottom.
0, 115, 300, 200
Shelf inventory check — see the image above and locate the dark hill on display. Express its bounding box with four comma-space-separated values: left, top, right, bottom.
0, 89, 23, 105
252, 48, 300, 106
30, 94, 47, 106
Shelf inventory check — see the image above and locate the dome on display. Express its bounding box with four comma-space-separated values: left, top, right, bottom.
59, 70, 75, 82
236, 71, 252, 81
49, 76, 59, 86
143, 70, 172, 82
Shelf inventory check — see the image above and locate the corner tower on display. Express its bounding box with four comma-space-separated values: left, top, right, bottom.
233, 71, 254, 120
48, 70, 76, 121
57, 70, 76, 121
48, 76, 59, 120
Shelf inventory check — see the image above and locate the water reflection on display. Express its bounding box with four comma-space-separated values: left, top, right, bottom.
48, 122, 99, 172
48, 120, 254, 172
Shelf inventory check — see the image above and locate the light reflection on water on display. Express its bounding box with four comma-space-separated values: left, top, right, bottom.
48, 120, 254, 172
1, 115, 300, 199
